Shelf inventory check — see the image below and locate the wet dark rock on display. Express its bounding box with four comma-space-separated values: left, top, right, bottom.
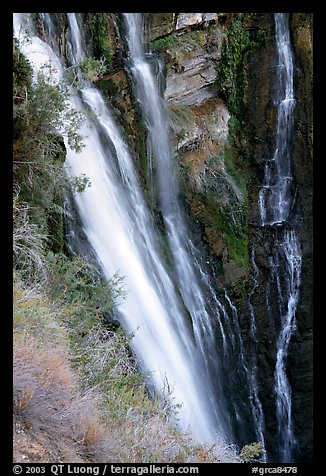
243, 12, 313, 462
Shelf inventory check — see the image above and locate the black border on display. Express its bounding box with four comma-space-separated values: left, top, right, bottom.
5, 2, 319, 472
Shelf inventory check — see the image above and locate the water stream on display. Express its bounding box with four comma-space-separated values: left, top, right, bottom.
257, 13, 302, 462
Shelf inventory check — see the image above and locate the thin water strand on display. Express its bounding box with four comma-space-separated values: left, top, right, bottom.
274, 229, 301, 461
259, 13, 295, 226
256, 13, 302, 462
247, 248, 267, 461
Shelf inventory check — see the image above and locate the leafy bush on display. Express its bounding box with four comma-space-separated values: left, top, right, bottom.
217, 14, 267, 120
13, 46, 87, 253
80, 57, 107, 82
55, 257, 122, 344
240, 441, 265, 462
13, 38, 32, 95
150, 34, 177, 50
84, 14, 112, 67
66, 57, 108, 86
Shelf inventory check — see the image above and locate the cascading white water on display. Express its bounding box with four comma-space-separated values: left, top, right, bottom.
122, 12, 256, 444
273, 229, 301, 461
13, 12, 239, 445
17, 11, 305, 458
124, 13, 274, 447
259, 13, 295, 227
256, 13, 302, 462
247, 248, 267, 461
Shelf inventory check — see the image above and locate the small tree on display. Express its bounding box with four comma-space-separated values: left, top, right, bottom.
13, 47, 88, 252
240, 442, 266, 462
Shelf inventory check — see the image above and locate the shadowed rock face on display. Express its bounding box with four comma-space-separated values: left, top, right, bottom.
288, 13, 313, 463
244, 13, 312, 462
146, 13, 175, 41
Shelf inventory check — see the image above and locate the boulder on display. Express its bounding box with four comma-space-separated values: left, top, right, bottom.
146, 13, 175, 41
176, 13, 203, 30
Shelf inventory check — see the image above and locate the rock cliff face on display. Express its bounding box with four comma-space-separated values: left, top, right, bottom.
288, 13, 313, 462
147, 13, 252, 286
151, 14, 227, 107
82, 12, 312, 462
243, 12, 313, 462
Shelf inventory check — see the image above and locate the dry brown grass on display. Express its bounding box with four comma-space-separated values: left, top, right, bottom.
13, 278, 241, 464
13, 335, 111, 463
13, 329, 241, 463
13, 189, 48, 277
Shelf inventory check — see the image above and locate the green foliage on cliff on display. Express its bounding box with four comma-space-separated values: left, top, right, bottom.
13, 39, 32, 93
85, 13, 112, 67
13, 45, 86, 254
45, 253, 125, 345
208, 201, 249, 269
213, 14, 267, 267
223, 145, 249, 268
65, 57, 107, 86
150, 34, 177, 50
151, 29, 206, 66
150, 30, 206, 51
217, 14, 266, 120
80, 57, 107, 82
197, 143, 249, 269
240, 442, 266, 462
216, 14, 249, 118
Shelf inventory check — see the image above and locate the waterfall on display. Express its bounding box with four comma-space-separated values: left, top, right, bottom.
122, 12, 260, 446
273, 229, 301, 461
256, 13, 302, 462
247, 248, 267, 461
13, 12, 239, 446
258, 14, 295, 227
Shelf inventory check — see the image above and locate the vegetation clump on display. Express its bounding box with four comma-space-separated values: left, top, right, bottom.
13, 45, 86, 254
150, 34, 177, 50
84, 13, 112, 68
217, 13, 266, 121
198, 144, 249, 269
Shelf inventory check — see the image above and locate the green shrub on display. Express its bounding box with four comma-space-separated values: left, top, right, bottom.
197, 143, 249, 268
80, 57, 107, 82
13, 47, 88, 254
150, 34, 177, 50
13, 39, 32, 95
44, 252, 125, 339
85, 14, 112, 67
217, 14, 267, 120
240, 441, 266, 462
